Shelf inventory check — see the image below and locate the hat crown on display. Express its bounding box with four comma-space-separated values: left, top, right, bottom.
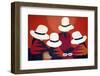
72, 31, 83, 39
35, 25, 48, 34
50, 33, 59, 41
61, 17, 70, 25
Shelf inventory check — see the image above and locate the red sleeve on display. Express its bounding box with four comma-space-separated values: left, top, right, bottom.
30, 40, 48, 54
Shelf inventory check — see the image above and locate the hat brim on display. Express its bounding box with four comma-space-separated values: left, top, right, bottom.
47, 40, 62, 48
58, 24, 74, 32
71, 36, 87, 44
30, 30, 49, 40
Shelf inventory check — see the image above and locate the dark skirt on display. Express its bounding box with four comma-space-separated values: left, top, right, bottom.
28, 48, 43, 60
73, 55, 88, 59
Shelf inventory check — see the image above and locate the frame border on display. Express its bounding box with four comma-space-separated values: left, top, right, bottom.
11, 2, 98, 74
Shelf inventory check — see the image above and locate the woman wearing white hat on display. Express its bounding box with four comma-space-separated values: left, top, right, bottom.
46, 33, 63, 59
29, 24, 49, 60
71, 31, 88, 58
58, 17, 74, 32
58, 17, 74, 58
30, 24, 49, 40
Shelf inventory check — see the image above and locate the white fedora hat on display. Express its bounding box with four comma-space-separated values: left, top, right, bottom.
30, 25, 49, 40
71, 31, 87, 44
58, 17, 74, 32
47, 33, 62, 48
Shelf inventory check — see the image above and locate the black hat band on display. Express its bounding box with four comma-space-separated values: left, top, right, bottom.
61, 24, 71, 27
75, 37, 83, 40
50, 40, 59, 43
35, 31, 45, 35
